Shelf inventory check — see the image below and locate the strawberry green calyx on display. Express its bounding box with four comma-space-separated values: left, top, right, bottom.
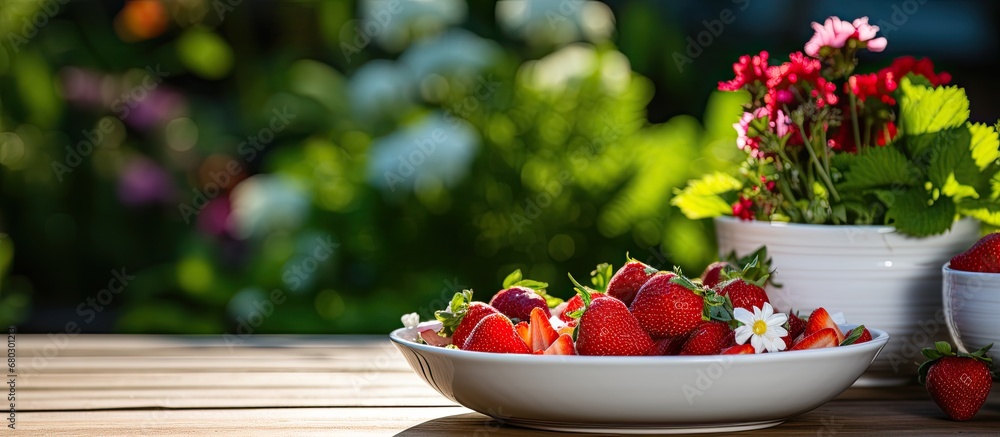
502, 269, 563, 308
590, 263, 613, 292
623, 251, 658, 276
840, 325, 867, 345
722, 246, 778, 287
567, 273, 596, 316
434, 289, 475, 337
669, 268, 731, 323
918, 342, 996, 385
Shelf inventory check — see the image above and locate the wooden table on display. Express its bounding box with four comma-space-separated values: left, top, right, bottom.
10, 335, 999, 435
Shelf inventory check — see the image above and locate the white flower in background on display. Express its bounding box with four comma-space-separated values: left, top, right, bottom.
349, 60, 413, 119
734, 302, 789, 354
401, 312, 420, 329
518, 44, 631, 94
399, 29, 501, 81
496, 0, 615, 46
367, 111, 480, 194
361, 0, 467, 52
229, 175, 310, 240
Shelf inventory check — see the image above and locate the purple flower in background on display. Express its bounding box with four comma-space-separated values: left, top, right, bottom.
198, 196, 232, 238
118, 156, 173, 206
123, 87, 186, 131
60, 67, 105, 109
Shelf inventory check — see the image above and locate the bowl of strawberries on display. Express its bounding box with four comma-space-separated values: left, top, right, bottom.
390, 258, 888, 433
943, 232, 1000, 355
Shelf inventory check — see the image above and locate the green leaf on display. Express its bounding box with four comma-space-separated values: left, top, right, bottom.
837, 146, 920, 191
959, 198, 1000, 226
924, 127, 973, 189
589, 263, 613, 292
884, 189, 956, 237
671, 172, 743, 219
502, 270, 523, 289
968, 123, 1000, 171
512, 279, 549, 290
898, 77, 969, 137
433, 289, 474, 336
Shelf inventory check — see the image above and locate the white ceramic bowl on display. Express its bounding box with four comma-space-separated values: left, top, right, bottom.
389, 325, 888, 434
715, 217, 979, 384
943, 264, 1000, 354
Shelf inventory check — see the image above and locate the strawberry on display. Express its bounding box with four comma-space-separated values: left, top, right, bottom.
539, 334, 576, 355
629, 272, 724, 338
789, 327, 838, 351
919, 342, 995, 421
679, 321, 735, 355
717, 278, 770, 312
527, 306, 559, 352
605, 258, 657, 306
559, 292, 607, 322
778, 311, 805, 350
645, 336, 685, 356
567, 275, 653, 356
700, 261, 733, 289
949, 233, 1000, 273
514, 321, 530, 346
419, 329, 453, 347
722, 344, 756, 354
804, 307, 845, 344
461, 313, 531, 354
434, 290, 500, 349
489, 269, 557, 322
840, 325, 872, 346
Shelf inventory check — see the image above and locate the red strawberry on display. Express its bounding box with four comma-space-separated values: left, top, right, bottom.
919, 342, 994, 421
514, 320, 530, 346
606, 259, 657, 306
717, 278, 770, 312
527, 307, 559, 352
804, 307, 845, 344
949, 233, 1000, 273
722, 344, 756, 354
778, 311, 805, 350
700, 261, 733, 289
559, 292, 607, 322
789, 327, 838, 351
645, 336, 686, 356
680, 321, 735, 355
490, 270, 554, 322
462, 313, 531, 354
434, 291, 501, 349
840, 325, 872, 346
539, 334, 576, 355
575, 295, 653, 356
629, 273, 719, 338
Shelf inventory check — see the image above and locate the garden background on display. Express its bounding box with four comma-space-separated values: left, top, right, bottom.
1, 0, 998, 334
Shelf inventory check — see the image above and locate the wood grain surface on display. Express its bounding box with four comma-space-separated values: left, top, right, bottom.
10, 335, 999, 435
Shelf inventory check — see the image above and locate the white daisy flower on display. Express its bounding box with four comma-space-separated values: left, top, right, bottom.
734, 302, 789, 353
401, 312, 420, 329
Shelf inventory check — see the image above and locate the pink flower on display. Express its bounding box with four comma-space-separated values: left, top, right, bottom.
804, 17, 856, 57
719, 51, 770, 91
734, 108, 769, 159
852, 17, 887, 52
774, 110, 790, 138
804, 16, 887, 58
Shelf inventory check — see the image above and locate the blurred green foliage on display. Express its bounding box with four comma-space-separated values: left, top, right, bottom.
0, 0, 741, 333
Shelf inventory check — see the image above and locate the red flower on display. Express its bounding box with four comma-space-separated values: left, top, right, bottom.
847, 71, 898, 105
732, 196, 755, 221
719, 51, 770, 91
875, 121, 898, 146
883, 56, 951, 87
764, 52, 837, 112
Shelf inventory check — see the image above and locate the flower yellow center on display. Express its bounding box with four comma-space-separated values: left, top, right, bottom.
752, 320, 768, 336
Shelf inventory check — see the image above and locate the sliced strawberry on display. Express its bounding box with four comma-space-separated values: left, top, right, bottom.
789, 327, 838, 351
462, 313, 531, 354
541, 334, 577, 355
514, 320, 530, 346
679, 321, 735, 355
804, 307, 845, 344
419, 329, 453, 347
721, 344, 756, 354
528, 307, 559, 352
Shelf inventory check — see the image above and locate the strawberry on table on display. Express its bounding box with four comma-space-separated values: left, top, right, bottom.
949, 233, 1000, 273
568, 274, 653, 356
605, 257, 658, 306
919, 342, 995, 421
629, 272, 726, 338
680, 321, 735, 355
462, 313, 531, 354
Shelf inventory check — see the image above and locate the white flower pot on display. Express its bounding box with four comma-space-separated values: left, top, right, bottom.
714, 217, 980, 385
